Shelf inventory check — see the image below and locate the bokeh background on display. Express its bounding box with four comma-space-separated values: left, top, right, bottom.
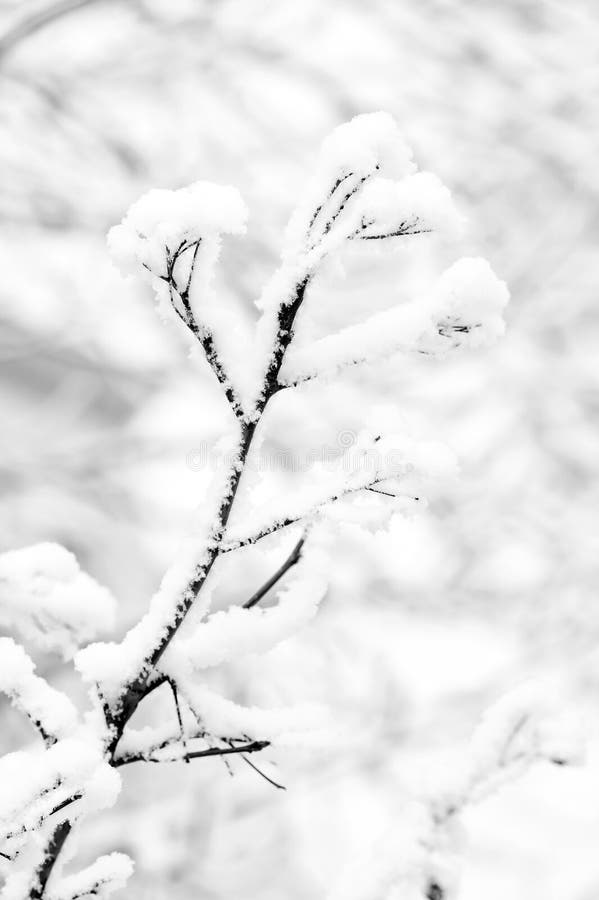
1, 1, 599, 898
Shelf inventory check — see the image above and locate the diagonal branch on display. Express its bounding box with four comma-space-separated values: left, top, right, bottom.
243, 535, 306, 609
165, 242, 246, 420
0, 0, 108, 64
221, 475, 396, 553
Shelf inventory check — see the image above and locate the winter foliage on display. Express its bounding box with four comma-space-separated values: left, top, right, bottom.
9, 104, 593, 900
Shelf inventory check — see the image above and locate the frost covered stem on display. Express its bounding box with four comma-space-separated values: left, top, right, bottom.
167, 242, 246, 420
108, 276, 312, 746
261, 276, 310, 400
114, 739, 270, 767
30, 821, 71, 900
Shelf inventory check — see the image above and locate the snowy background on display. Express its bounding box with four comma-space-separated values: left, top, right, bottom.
1, 1, 599, 898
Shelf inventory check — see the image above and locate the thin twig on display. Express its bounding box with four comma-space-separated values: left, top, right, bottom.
168, 678, 190, 764
114, 740, 270, 767
243, 536, 306, 608
227, 741, 286, 790
222, 476, 392, 552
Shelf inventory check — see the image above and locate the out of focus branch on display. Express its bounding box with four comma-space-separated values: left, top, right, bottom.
0, 0, 114, 63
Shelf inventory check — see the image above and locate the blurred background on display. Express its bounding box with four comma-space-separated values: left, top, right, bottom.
1, 1, 599, 898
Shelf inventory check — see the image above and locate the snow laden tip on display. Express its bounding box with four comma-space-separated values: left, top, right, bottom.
318, 111, 416, 183
427, 256, 510, 350
107, 181, 248, 280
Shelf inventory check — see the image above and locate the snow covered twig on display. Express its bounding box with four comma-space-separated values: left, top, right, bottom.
0, 112, 509, 898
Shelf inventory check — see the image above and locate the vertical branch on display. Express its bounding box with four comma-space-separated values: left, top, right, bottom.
168, 678, 190, 764
108, 275, 312, 746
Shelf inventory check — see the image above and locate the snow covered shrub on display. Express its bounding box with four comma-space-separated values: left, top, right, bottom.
0, 112, 513, 899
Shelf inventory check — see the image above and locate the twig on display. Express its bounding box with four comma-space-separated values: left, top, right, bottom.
227, 741, 286, 790
222, 475, 393, 552
243, 535, 306, 608
0, 0, 109, 63
165, 242, 246, 420
114, 740, 270, 767
168, 678, 190, 764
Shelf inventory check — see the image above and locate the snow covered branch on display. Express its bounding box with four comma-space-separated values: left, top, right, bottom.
0, 111, 510, 898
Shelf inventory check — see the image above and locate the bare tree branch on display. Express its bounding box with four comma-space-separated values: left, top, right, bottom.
114, 739, 270, 767
0, 0, 113, 64
243, 535, 306, 608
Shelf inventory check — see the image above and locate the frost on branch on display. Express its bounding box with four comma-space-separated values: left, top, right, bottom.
281, 257, 509, 385
0, 111, 513, 898
426, 257, 509, 351
350, 172, 463, 241
108, 182, 249, 418
47, 853, 134, 900
281, 111, 417, 261
222, 433, 457, 551
107, 181, 247, 285
253, 112, 506, 403
0, 739, 120, 863
0, 639, 78, 743
166, 556, 327, 671
0, 544, 116, 657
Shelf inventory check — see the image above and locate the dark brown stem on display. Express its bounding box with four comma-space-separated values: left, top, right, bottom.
243, 536, 305, 608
